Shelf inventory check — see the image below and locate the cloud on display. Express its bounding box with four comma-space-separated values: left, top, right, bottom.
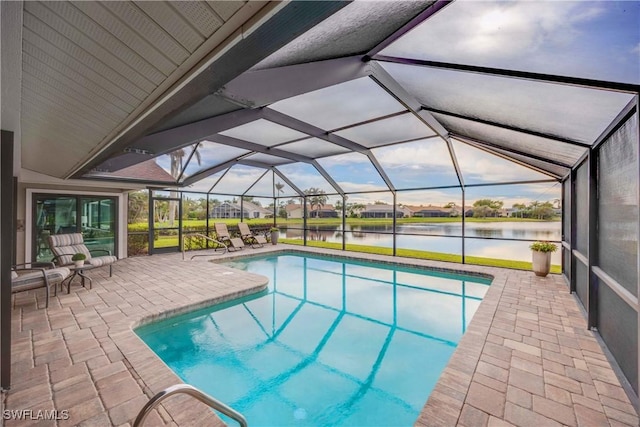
381, 1, 637, 82
388, 2, 598, 60
451, 139, 550, 184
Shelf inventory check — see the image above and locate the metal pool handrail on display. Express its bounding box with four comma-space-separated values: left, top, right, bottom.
182, 232, 228, 260
133, 384, 248, 427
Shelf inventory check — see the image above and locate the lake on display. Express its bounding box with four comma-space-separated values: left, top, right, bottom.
279, 221, 562, 264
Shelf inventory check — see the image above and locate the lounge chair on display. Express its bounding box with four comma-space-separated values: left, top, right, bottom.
214, 223, 245, 251
12, 262, 71, 308
48, 233, 118, 276
238, 222, 268, 248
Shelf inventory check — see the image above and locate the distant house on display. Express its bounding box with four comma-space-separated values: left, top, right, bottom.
309, 204, 338, 218
360, 204, 409, 218
286, 203, 338, 218
286, 203, 304, 219
210, 200, 271, 219
412, 206, 451, 218
407, 204, 470, 218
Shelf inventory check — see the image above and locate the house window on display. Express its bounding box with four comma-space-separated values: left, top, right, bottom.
33, 194, 117, 262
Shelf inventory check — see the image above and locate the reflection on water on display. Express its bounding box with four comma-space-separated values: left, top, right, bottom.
280, 222, 561, 264
137, 254, 491, 427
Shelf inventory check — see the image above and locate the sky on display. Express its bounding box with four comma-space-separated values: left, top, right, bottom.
154, 1, 633, 208
381, 0, 640, 84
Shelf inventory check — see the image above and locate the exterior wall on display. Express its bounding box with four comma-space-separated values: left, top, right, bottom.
287, 207, 303, 219
18, 170, 137, 263
361, 211, 404, 218
309, 210, 338, 218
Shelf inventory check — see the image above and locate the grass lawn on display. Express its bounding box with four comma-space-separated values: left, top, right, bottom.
280, 239, 562, 274
129, 216, 560, 232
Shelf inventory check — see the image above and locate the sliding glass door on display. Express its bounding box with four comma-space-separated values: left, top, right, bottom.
33, 194, 117, 262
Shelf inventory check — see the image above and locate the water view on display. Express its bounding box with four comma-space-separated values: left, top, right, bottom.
279, 221, 562, 264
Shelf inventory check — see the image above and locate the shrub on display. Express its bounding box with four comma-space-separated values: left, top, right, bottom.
71, 253, 87, 261
530, 241, 558, 252
128, 233, 149, 256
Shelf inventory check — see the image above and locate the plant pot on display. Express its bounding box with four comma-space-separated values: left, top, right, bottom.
74, 260, 85, 268
532, 250, 551, 277
270, 231, 279, 245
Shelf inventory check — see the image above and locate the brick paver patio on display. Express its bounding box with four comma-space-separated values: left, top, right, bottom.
1, 245, 638, 426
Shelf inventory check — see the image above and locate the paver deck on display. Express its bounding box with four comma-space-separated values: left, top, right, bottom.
1, 245, 638, 426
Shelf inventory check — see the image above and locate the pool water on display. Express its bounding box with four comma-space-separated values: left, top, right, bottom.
136, 253, 491, 426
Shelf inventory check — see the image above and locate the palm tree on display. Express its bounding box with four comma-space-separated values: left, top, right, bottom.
275, 182, 285, 198
512, 203, 527, 218
304, 187, 328, 217
168, 146, 202, 225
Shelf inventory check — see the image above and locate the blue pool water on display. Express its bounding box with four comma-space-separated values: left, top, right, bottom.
136, 253, 491, 426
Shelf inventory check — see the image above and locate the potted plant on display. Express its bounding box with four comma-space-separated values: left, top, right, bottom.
71, 253, 87, 268
530, 241, 557, 277
270, 227, 279, 245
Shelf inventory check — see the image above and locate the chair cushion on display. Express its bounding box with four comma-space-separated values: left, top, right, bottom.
49, 233, 91, 265
86, 256, 117, 267
49, 233, 84, 246
12, 267, 70, 292
11, 271, 18, 279
230, 238, 245, 248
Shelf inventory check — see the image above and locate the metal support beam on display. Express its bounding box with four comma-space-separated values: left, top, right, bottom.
569, 168, 577, 294
457, 137, 564, 179
453, 134, 575, 168
367, 63, 449, 138
367, 152, 396, 192
176, 141, 201, 182
273, 167, 304, 197
311, 160, 345, 196
592, 98, 637, 151
207, 166, 232, 193
373, 55, 640, 94
209, 134, 316, 164
71, 0, 352, 178
461, 188, 466, 264
1, 130, 14, 390
367, 63, 465, 188
366, 0, 453, 58
183, 158, 239, 187
303, 195, 308, 246
262, 108, 370, 154
342, 195, 346, 251
587, 150, 598, 329
216, 56, 368, 108
243, 168, 270, 197
392, 193, 397, 256
636, 98, 640, 396
99, 109, 263, 172
424, 107, 592, 149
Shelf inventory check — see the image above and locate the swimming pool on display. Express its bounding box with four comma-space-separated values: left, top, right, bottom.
136, 253, 491, 426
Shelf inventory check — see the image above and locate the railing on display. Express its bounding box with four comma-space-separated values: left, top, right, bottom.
133, 384, 248, 427
182, 232, 228, 260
